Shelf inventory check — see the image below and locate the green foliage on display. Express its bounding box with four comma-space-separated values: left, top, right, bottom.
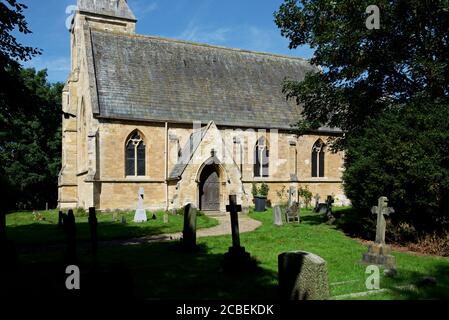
252, 182, 270, 198
0, 68, 63, 210
276, 185, 288, 205
343, 97, 449, 233
275, 0, 449, 150
298, 185, 313, 208
251, 182, 258, 197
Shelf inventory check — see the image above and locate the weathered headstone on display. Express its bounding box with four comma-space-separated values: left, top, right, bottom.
362, 196, 396, 269
65, 209, 77, 264
113, 211, 118, 223
278, 251, 330, 300
182, 203, 197, 250
223, 195, 254, 272
134, 187, 147, 223
163, 212, 169, 224
121, 214, 126, 224
274, 205, 283, 226
88, 207, 98, 263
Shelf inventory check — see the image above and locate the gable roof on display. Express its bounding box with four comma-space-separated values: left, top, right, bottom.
88, 29, 318, 129
169, 125, 209, 180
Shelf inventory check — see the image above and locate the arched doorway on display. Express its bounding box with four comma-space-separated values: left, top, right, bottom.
199, 164, 220, 211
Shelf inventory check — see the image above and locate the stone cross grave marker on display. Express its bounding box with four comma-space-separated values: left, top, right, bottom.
182, 203, 197, 250
361, 196, 396, 270
222, 195, 254, 272
134, 187, 147, 223
372, 196, 394, 245
288, 187, 296, 207
226, 195, 242, 249
274, 205, 283, 226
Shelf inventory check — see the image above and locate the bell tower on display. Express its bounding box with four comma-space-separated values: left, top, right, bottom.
74, 0, 137, 35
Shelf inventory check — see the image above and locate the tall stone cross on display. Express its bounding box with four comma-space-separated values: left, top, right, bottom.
226, 195, 242, 249
371, 196, 394, 244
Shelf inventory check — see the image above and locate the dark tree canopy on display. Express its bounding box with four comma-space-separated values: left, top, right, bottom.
0, 68, 63, 210
343, 96, 449, 233
275, 0, 449, 149
0, 0, 41, 67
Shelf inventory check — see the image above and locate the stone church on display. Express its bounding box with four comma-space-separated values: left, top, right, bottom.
58, 0, 347, 212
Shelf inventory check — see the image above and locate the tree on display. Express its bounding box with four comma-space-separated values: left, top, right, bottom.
275, 0, 449, 150
343, 97, 449, 233
0, 68, 63, 210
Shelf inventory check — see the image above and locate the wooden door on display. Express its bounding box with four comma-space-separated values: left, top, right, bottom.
200, 169, 220, 211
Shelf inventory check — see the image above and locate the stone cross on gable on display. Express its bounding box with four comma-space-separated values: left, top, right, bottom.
226, 195, 242, 249
371, 196, 394, 244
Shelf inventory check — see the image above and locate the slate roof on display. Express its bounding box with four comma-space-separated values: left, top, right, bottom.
89, 29, 320, 130
78, 0, 136, 21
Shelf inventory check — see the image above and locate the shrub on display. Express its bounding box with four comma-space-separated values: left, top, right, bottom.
298, 185, 313, 208
252, 182, 269, 197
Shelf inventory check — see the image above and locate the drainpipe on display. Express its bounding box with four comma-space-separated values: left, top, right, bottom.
165, 122, 169, 211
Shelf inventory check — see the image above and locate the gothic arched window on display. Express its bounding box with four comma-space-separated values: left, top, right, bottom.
125, 131, 146, 176
311, 139, 325, 177
254, 137, 269, 177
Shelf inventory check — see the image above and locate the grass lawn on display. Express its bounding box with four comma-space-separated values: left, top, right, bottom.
3, 207, 449, 300
5, 209, 218, 245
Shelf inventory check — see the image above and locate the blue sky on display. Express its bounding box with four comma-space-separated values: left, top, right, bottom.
15, 0, 314, 83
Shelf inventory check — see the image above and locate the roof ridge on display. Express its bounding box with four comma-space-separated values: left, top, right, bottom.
90, 28, 311, 62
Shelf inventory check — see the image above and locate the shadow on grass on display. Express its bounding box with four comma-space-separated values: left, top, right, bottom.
300, 213, 327, 225
386, 262, 449, 299
1, 241, 279, 300
7, 222, 176, 251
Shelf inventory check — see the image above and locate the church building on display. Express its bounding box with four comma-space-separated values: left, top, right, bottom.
58, 0, 347, 212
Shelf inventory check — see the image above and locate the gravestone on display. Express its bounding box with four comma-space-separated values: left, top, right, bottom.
58, 211, 63, 228
222, 195, 254, 272
134, 187, 147, 223
182, 203, 197, 250
113, 211, 118, 223
121, 214, 126, 224
65, 209, 77, 264
273, 205, 283, 226
88, 207, 98, 263
362, 196, 396, 269
313, 194, 321, 212
278, 251, 330, 300
163, 212, 169, 224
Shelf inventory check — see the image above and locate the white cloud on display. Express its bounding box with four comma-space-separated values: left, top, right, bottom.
177, 19, 231, 44
128, 1, 158, 18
